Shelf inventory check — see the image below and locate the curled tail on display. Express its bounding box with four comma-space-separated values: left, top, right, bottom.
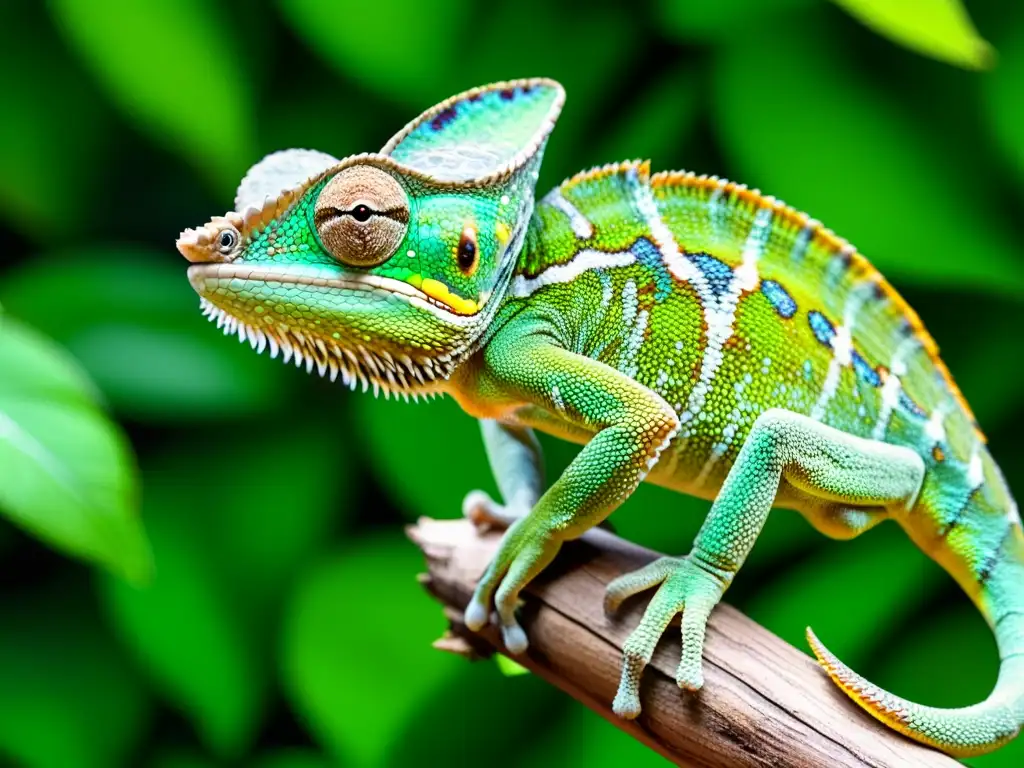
807, 519, 1024, 757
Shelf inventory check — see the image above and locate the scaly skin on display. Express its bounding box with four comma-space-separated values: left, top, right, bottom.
177, 79, 1023, 757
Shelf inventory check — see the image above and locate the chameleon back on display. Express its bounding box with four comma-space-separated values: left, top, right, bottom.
514, 160, 1017, 526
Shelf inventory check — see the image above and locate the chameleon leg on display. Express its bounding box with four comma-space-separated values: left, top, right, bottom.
463, 420, 544, 529
465, 333, 679, 653
605, 407, 925, 719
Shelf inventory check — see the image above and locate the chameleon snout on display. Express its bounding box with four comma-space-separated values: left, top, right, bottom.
176, 228, 220, 263
177, 211, 246, 263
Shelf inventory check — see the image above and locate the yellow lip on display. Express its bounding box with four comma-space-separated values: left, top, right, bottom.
414, 276, 480, 315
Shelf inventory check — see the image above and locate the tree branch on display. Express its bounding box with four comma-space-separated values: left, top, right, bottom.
408, 517, 958, 768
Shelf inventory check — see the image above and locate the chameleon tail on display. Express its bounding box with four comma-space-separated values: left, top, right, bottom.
807, 522, 1024, 757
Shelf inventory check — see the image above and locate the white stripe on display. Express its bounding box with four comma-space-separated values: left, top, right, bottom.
619, 309, 648, 379
551, 384, 566, 413
736, 206, 772, 291
966, 445, 985, 488
810, 284, 870, 421
621, 279, 638, 327
633, 178, 770, 443
791, 221, 816, 261
542, 188, 594, 239
871, 336, 918, 441
924, 401, 950, 444
510, 249, 634, 298
684, 207, 770, 442
708, 184, 727, 241
630, 177, 725, 430
599, 270, 614, 309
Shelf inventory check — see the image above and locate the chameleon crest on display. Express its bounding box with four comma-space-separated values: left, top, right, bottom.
178, 79, 564, 393
179, 79, 1023, 758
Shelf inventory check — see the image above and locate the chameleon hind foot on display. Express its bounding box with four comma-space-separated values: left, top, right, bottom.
605, 556, 726, 718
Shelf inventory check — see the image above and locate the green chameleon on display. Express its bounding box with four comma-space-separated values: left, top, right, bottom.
177, 79, 1022, 757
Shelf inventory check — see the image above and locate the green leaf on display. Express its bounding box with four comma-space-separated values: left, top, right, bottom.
0, 584, 150, 768
713, 22, 1024, 295
385, 659, 562, 767
0, 248, 292, 421
191, 421, 350, 624
100, 500, 261, 759
0, 5, 106, 240
741, 523, 944, 670
594, 64, 701, 172
260, 81, 378, 165
277, 0, 470, 106
99, 422, 346, 758
151, 748, 334, 768
47, 0, 255, 191
947, 310, 1024, 428
522, 700, 669, 767
354, 395, 496, 520
495, 654, 530, 677
983, 22, 1024, 190
832, 0, 994, 70
657, 0, 815, 41
148, 750, 219, 768
0, 315, 151, 582
282, 531, 461, 766
254, 750, 335, 768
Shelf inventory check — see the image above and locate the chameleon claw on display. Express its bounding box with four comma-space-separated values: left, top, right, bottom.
676, 659, 705, 692
612, 685, 642, 720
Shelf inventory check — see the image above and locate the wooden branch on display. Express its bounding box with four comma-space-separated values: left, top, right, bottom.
408, 517, 959, 768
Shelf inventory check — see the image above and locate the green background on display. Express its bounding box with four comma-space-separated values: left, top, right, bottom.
1, 0, 1023, 765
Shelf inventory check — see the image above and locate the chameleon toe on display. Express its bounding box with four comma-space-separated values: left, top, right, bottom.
501, 623, 529, 655
464, 599, 489, 632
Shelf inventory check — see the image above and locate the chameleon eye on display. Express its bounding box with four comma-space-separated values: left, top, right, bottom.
217, 228, 239, 254
457, 226, 478, 275
314, 165, 410, 267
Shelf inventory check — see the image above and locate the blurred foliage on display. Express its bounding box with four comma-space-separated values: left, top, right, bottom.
0, 0, 1022, 766
832, 0, 995, 69
0, 314, 150, 583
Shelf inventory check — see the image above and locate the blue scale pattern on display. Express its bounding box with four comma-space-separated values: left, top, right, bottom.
761, 279, 797, 319
631, 237, 675, 302
852, 351, 882, 387
687, 253, 733, 299
808, 310, 836, 347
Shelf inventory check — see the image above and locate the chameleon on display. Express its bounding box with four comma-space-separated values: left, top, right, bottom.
176, 78, 1023, 757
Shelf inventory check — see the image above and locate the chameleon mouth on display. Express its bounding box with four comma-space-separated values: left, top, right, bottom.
185, 262, 483, 396
186, 262, 481, 318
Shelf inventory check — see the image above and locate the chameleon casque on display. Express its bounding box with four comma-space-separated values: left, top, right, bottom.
176, 79, 1024, 757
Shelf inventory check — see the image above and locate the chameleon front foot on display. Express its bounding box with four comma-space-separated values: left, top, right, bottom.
465, 515, 562, 654
605, 556, 726, 718
462, 489, 526, 531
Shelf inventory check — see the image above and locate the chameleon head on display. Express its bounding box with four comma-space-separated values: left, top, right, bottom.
178, 79, 565, 395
